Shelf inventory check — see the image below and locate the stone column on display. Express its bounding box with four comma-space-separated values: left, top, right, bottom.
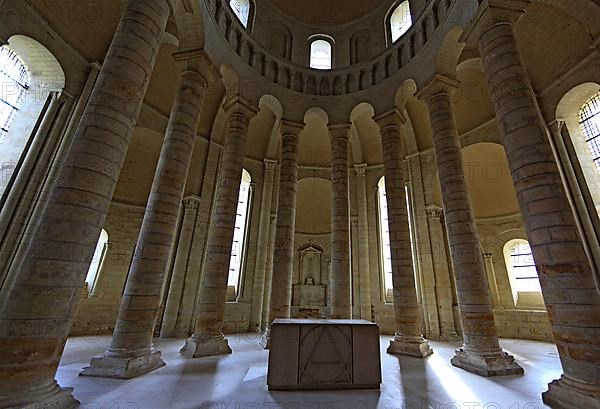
160, 195, 201, 338
420, 75, 523, 376
181, 98, 256, 358
249, 160, 278, 332
261, 120, 303, 347
261, 213, 278, 328
81, 67, 206, 379
466, 1, 600, 403
483, 253, 503, 309
375, 110, 433, 358
329, 124, 352, 319
354, 164, 373, 320
425, 205, 460, 339
0, 0, 173, 406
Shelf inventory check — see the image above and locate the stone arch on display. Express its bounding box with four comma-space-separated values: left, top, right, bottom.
435, 26, 465, 78
0, 35, 65, 200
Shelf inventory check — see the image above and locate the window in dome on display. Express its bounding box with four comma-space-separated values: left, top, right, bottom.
579, 92, 600, 171
0, 46, 30, 142
389, 1, 412, 43
309, 38, 333, 70
227, 169, 253, 301
85, 229, 109, 296
229, 0, 251, 28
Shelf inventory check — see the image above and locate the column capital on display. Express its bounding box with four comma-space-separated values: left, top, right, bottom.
483, 252, 494, 260
270, 213, 277, 224
182, 195, 201, 209
351, 216, 359, 227
280, 119, 305, 135
354, 163, 368, 175
426, 204, 444, 219
373, 108, 406, 130
264, 159, 278, 171
222, 96, 258, 118
328, 123, 352, 140
462, 0, 531, 44
417, 75, 460, 104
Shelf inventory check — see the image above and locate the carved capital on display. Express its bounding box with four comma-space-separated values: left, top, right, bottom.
264, 159, 278, 171
351, 216, 359, 227
222, 95, 258, 118
183, 195, 201, 210
483, 252, 494, 261
354, 163, 367, 176
462, 0, 531, 45
328, 123, 352, 141
417, 75, 460, 105
280, 119, 305, 136
425, 205, 444, 219
373, 108, 406, 131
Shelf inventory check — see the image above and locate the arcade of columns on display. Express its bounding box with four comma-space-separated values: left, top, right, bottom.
0, 0, 599, 408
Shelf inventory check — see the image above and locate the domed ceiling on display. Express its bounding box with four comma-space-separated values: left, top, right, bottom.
267, 0, 387, 26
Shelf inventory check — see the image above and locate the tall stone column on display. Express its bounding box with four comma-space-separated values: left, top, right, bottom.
329, 124, 352, 319
354, 164, 373, 320
249, 160, 278, 332
425, 205, 460, 339
0, 0, 173, 406
261, 212, 278, 328
375, 110, 433, 357
81, 66, 206, 379
483, 253, 503, 309
160, 195, 201, 338
261, 120, 303, 347
420, 75, 523, 376
466, 1, 600, 404
181, 98, 256, 358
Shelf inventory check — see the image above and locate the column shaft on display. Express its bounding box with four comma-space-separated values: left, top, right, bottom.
0, 0, 172, 405
161, 195, 200, 338
477, 20, 600, 405
423, 78, 522, 376
354, 165, 373, 320
81, 69, 206, 379
181, 100, 255, 358
329, 125, 352, 319
262, 122, 301, 346
376, 112, 433, 357
249, 160, 277, 331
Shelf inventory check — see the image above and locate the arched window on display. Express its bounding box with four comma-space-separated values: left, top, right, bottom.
579, 92, 600, 171
227, 169, 252, 301
85, 229, 109, 296
0, 46, 30, 141
504, 239, 542, 298
230, 0, 251, 28
378, 177, 417, 302
388, 1, 412, 44
309, 38, 333, 70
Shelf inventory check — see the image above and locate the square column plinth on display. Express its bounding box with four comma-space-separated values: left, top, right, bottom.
267, 319, 381, 390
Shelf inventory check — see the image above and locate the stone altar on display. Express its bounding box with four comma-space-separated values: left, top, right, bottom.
267, 319, 381, 390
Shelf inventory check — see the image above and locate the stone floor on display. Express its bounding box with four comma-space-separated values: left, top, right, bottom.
57, 334, 562, 409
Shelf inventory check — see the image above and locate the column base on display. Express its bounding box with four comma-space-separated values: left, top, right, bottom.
543, 375, 600, 409
80, 350, 165, 379
451, 346, 524, 377
387, 334, 433, 358
259, 328, 271, 349
2, 381, 79, 409
180, 334, 232, 358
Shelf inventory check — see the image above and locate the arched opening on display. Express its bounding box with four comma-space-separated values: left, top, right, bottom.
503, 239, 544, 309
0, 35, 65, 201
387, 1, 412, 45
227, 168, 253, 301
377, 177, 417, 303
85, 229, 109, 296
309, 37, 333, 70
579, 92, 600, 171
229, 0, 253, 28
